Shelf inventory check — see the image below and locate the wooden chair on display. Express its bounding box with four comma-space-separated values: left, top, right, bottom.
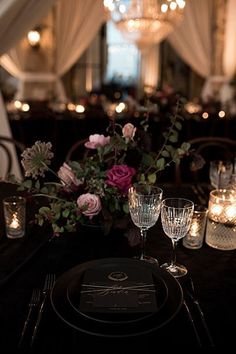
175, 136, 236, 185
65, 138, 89, 162
0, 136, 26, 178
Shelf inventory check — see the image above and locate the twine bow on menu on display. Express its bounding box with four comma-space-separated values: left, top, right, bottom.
30, 274, 56, 347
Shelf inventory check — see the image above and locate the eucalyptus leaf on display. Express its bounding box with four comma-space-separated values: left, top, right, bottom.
35, 180, 40, 190
161, 150, 170, 157
169, 134, 178, 143
62, 209, 70, 218
148, 173, 156, 184
156, 158, 165, 170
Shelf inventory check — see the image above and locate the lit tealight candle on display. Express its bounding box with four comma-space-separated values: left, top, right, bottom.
189, 220, 200, 237
3, 196, 26, 239
206, 189, 236, 250
209, 190, 236, 225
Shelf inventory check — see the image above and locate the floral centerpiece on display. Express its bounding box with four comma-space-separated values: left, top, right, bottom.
17, 100, 190, 236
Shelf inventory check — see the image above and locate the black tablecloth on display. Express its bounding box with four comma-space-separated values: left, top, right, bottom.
0, 182, 235, 353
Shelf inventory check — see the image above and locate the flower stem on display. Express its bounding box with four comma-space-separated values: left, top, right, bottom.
33, 193, 65, 201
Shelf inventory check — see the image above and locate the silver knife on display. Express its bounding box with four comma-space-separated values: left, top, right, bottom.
183, 299, 202, 347
186, 277, 215, 347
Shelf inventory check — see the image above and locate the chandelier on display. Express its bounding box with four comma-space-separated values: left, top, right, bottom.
104, 0, 186, 48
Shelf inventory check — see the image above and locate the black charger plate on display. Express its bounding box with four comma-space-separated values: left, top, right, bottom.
51, 258, 183, 338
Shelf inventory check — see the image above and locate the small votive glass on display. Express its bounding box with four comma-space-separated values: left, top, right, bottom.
183, 204, 208, 249
209, 160, 233, 189
3, 196, 26, 239
230, 174, 236, 191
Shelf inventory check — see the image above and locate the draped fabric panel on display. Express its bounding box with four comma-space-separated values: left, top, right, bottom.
1, 0, 106, 102
222, 0, 236, 78
167, 0, 213, 79
0, 0, 57, 56
55, 0, 106, 77
167, 0, 236, 105
0, 0, 57, 179
140, 45, 160, 91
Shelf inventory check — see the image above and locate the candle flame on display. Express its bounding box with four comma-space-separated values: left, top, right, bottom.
10, 213, 19, 229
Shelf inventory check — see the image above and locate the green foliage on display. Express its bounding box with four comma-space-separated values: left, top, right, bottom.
17, 99, 190, 236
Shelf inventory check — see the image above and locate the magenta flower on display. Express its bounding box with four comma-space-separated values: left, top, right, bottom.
106, 165, 136, 194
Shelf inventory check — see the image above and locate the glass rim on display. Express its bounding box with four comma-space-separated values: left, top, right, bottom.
209, 188, 236, 200
3, 196, 26, 204
161, 197, 194, 208
210, 160, 233, 165
128, 185, 163, 196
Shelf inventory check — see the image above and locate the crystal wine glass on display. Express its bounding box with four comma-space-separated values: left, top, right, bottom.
161, 198, 194, 277
209, 160, 233, 189
128, 184, 163, 264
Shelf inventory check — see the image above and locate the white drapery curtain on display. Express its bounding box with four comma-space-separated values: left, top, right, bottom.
0, 0, 57, 179
168, 0, 236, 105
219, 0, 236, 110
1, 0, 106, 102
55, 0, 105, 78
168, 0, 213, 79
0, 0, 57, 56
140, 45, 160, 91
222, 0, 236, 77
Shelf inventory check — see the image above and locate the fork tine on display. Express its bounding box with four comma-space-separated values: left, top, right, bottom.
43, 273, 55, 292
31, 289, 40, 304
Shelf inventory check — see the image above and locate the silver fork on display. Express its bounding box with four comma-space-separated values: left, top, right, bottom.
30, 274, 56, 346
18, 288, 40, 347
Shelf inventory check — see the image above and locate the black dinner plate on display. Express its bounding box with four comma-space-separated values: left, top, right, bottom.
66, 259, 168, 324
50, 258, 183, 338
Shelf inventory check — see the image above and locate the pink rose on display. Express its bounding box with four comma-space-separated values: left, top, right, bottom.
77, 193, 102, 218
85, 134, 110, 149
122, 123, 136, 140
106, 165, 136, 194
58, 163, 81, 190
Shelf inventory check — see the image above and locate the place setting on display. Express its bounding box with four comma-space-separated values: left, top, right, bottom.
49, 187, 196, 341
50, 257, 183, 338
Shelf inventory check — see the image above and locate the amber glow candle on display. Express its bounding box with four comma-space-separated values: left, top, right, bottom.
189, 220, 200, 237
183, 205, 208, 249
206, 189, 236, 250
208, 190, 236, 225
3, 196, 26, 239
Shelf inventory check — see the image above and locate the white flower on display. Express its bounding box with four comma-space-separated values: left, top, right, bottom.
122, 123, 136, 141
21, 141, 53, 178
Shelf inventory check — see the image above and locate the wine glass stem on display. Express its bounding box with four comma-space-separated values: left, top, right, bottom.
171, 239, 177, 267
140, 228, 147, 260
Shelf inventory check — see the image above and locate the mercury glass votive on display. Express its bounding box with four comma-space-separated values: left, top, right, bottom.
183, 205, 208, 249
205, 189, 236, 250
3, 196, 26, 239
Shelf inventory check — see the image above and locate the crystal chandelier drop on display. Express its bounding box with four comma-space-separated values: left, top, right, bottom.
104, 0, 186, 48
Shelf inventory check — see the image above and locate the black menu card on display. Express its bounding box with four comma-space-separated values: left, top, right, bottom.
79, 264, 158, 314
